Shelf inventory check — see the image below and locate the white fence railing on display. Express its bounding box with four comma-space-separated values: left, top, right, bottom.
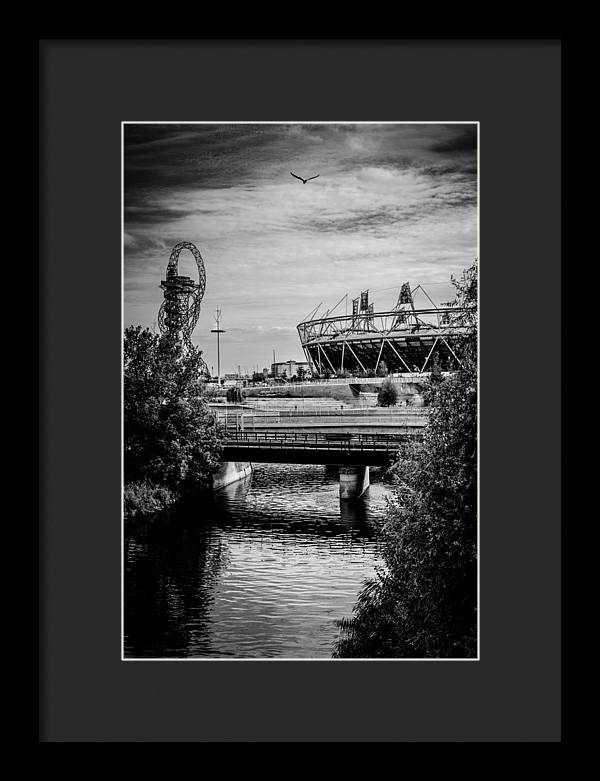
213, 408, 431, 424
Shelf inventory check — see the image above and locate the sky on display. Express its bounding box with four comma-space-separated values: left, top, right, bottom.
123, 123, 477, 375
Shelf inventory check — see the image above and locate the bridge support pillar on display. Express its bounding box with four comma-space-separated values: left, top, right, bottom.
339, 465, 370, 500
213, 461, 252, 490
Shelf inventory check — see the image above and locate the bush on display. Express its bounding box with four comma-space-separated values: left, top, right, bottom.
424, 353, 445, 405
123, 481, 177, 518
377, 377, 398, 406
226, 386, 244, 403
335, 262, 478, 658
430, 353, 444, 382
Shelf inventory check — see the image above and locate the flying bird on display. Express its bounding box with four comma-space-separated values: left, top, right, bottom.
290, 171, 320, 184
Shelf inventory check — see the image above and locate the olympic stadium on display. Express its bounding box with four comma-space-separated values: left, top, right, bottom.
297, 282, 474, 377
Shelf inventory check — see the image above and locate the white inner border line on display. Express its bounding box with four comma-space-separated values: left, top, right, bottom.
121, 121, 480, 662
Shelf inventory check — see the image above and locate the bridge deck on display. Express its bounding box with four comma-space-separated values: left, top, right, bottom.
222, 431, 421, 465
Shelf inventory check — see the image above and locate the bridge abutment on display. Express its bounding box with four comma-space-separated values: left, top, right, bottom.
213, 461, 253, 490
338, 465, 370, 500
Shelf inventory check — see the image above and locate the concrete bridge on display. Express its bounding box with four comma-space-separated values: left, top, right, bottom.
222, 431, 415, 466
214, 408, 429, 499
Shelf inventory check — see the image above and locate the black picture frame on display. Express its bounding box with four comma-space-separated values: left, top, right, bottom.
39, 38, 562, 742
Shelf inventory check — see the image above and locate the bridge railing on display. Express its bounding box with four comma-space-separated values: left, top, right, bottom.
224, 430, 421, 451
214, 407, 431, 419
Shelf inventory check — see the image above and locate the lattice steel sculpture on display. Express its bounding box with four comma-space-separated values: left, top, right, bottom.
158, 242, 208, 373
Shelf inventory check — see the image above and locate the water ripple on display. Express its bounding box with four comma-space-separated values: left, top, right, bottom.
124, 463, 390, 658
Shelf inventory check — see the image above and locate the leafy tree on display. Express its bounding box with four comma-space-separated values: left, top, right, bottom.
124, 327, 223, 496
377, 377, 398, 407
335, 261, 477, 658
423, 354, 445, 405
430, 353, 443, 381
376, 360, 388, 377
297, 366, 306, 382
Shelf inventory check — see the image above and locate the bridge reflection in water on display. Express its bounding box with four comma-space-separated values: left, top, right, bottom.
124, 463, 390, 658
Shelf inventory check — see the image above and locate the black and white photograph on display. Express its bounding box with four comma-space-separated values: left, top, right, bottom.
122, 122, 479, 660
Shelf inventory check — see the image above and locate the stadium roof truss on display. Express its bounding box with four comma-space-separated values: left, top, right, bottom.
297, 284, 473, 376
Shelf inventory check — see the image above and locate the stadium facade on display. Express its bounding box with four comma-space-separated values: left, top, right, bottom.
297, 283, 473, 376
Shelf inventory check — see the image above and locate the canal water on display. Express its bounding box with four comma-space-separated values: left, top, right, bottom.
124, 463, 392, 659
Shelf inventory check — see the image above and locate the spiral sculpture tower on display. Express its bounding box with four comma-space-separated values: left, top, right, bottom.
158, 241, 208, 373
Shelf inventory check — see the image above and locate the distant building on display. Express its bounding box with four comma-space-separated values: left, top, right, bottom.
222, 372, 244, 387
271, 359, 310, 379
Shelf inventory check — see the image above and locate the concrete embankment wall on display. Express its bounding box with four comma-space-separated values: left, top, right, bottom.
213, 461, 253, 490
243, 377, 428, 403
243, 384, 356, 401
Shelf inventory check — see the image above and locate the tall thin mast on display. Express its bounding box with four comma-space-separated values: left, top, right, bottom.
210, 309, 226, 386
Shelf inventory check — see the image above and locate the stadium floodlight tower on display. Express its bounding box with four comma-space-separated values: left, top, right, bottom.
158, 241, 208, 375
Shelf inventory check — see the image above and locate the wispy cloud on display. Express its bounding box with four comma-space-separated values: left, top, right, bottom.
124, 123, 477, 373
